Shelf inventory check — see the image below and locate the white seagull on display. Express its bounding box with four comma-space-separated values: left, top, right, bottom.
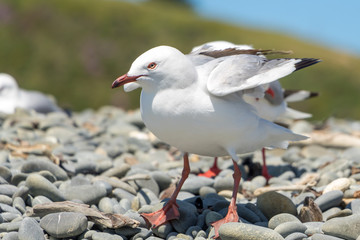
0, 73, 62, 114
112, 44, 319, 237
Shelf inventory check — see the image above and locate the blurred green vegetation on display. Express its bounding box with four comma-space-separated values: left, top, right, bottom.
1, 0, 360, 120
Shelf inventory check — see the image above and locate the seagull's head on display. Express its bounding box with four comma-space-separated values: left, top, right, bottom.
0, 73, 19, 97
112, 46, 196, 91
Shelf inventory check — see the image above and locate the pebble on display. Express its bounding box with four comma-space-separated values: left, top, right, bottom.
314, 190, 344, 212
321, 214, 360, 239
257, 191, 297, 219
1, 106, 360, 239
273, 222, 307, 238
219, 222, 284, 240
40, 212, 88, 238
18, 217, 45, 240
268, 213, 301, 229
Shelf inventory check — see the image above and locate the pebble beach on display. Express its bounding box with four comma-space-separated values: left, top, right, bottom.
1, 106, 360, 240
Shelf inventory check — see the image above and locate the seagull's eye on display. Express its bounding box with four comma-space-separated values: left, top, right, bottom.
147, 62, 157, 70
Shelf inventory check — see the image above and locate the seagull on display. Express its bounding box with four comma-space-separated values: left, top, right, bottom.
123, 41, 318, 180
0, 73, 62, 114
112, 45, 319, 237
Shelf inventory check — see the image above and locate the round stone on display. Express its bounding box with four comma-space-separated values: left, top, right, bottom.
274, 221, 307, 238
268, 213, 301, 229
257, 191, 297, 219
18, 217, 45, 240
219, 222, 284, 240
25, 174, 65, 202
321, 214, 360, 240
40, 212, 88, 238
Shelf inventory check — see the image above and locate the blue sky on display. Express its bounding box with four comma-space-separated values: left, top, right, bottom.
187, 0, 360, 57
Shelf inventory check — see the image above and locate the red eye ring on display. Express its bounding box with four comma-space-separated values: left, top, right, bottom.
147, 62, 157, 70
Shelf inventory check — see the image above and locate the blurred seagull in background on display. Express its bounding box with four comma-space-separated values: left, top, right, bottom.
0, 73, 62, 114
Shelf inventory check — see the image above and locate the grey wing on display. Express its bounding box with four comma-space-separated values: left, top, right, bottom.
207, 56, 319, 97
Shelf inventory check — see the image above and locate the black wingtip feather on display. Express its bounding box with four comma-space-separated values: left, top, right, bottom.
295, 58, 321, 71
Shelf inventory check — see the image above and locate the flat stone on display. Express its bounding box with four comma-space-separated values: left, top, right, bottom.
315, 190, 343, 212
268, 213, 301, 229
284, 232, 308, 240
0, 185, 18, 198
257, 191, 297, 219
219, 222, 284, 240
40, 212, 88, 238
25, 174, 65, 202
63, 184, 107, 204
323, 178, 352, 194
322, 214, 360, 240
311, 233, 345, 240
21, 158, 68, 181
91, 232, 124, 240
274, 222, 307, 238
18, 217, 45, 240
182, 176, 214, 195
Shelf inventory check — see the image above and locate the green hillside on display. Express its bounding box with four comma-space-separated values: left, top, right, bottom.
1, 0, 360, 120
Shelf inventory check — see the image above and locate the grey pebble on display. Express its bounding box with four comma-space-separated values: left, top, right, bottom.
63, 184, 107, 204
92, 232, 124, 240
25, 174, 65, 202
268, 213, 301, 229
205, 211, 223, 227
31, 196, 52, 207
304, 221, 324, 235
284, 232, 308, 240
151, 223, 174, 238
182, 176, 214, 195
326, 208, 352, 221
101, 164, 130, 178
315, 190, 343, 212
322, 214, 360, 240
40, 212, 88, 238
150, 171, 172, 192
12, 186, 30, 201
214, 176, 235, 192
18, 217, 45, 240
349, 198, 360, 214
170, 200, 198, 233
311, 233, 346, 240
199, 186, 217, 197
2, 232, 19, 240
219, 222, 284, 240
0, 184, 18, 197
12, 197, 26, 214
274, 221, 307, 238
21, 159, 68, 181
257, 191, 297, 219
0, 166, 12, 182
185, 225, 202, 238
0, 195, 12, 205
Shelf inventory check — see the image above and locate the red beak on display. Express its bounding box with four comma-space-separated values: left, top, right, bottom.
111, 74, 142, 89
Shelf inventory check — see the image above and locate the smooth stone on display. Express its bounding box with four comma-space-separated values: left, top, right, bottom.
314, 190, 343, 211
1, 212, 21, 222
170, 200, 198, 233
92, 232, 124, 240
199, 186, 217, 197
0, 166, 12, 182
0, 221, 22, 232
301, 145, 330, 159
185, 225, 202, 238
219, 222, 284, 240
13, 197, 26, 214
0, 203, 21, 215
237, 204, 261, 223
268, 213, 301, 229
323, 178, 352, 194
349, 199, 360, 214
0, 185, 18, 197
274, 222, 307, 238
257, 191, 297, 219
326, 208, 352, 221
21, 159, 68, 181
322, 214, 360, 240
303, 221, 324, 235
151, 223, 174, 238
63, 184, 107, 204
0, 195, 12, 205
132, 227, 152, 239
40, 212, 88, 238
311, 233, 346, 240
31, 196, 52, 207
284, 232, 308, 240
150, 171, 172, 192
112, 188, 136, 202
98, 197, 115, 213
25, 174, 65, 202
205, 211, 223, 227
182, 176, 214, 195
2, 232, 19, 240
18, 217, 45, 240
100, 164, 130, 178
137, 188, 160, 207
214, 176, 235, 192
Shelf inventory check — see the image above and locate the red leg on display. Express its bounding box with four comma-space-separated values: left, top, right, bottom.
261, 148, 272, 181
141, 153, 190, 228
211, 159, 241, 238
198, 157, 222, 178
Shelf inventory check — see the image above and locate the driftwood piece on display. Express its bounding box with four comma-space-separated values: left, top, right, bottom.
26, 201, 139, 228
299, 197, 323, 222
